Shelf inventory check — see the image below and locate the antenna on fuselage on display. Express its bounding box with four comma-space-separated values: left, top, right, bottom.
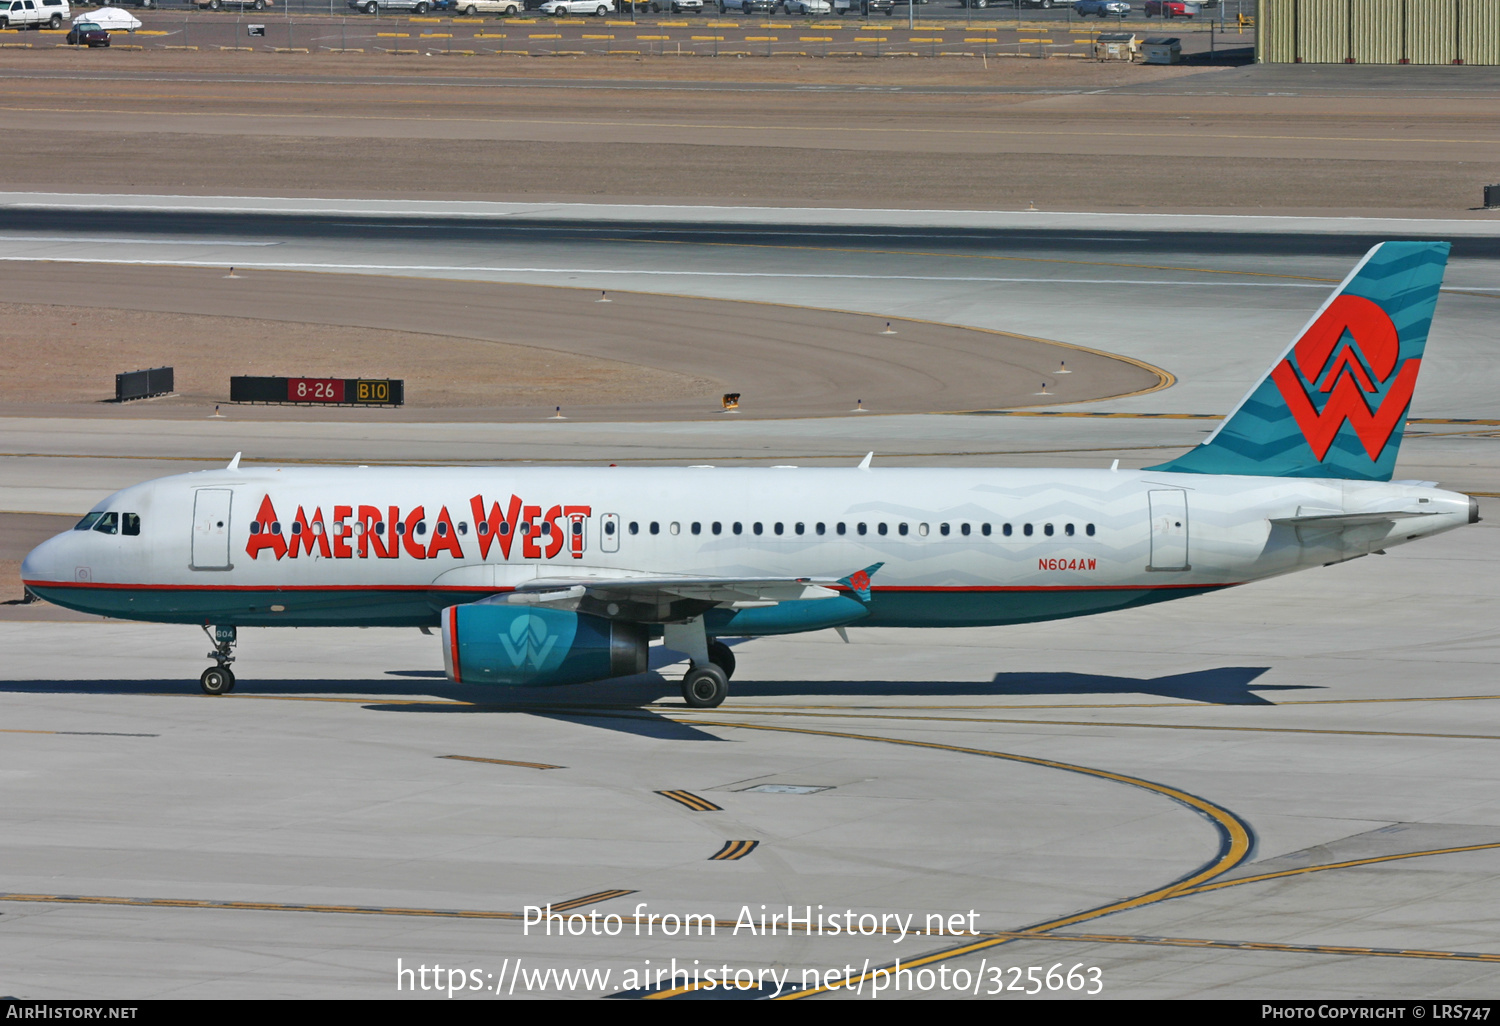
227, 452, 242, 471
858, 452, 874, 470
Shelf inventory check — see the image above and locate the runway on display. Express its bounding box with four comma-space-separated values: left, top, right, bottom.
2, 196, 1499, 999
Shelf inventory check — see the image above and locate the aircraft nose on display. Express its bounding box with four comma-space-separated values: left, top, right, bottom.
21, 531, 71, 587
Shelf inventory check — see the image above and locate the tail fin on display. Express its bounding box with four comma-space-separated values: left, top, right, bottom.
1147, 241, 1449, 481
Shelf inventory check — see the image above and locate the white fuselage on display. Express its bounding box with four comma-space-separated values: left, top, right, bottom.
21, 465, 1474, 631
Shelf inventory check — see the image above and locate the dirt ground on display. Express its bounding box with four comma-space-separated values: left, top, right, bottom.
0, 302, 713, 409
0, 265, 1162, 420
2, 52, 1498, 213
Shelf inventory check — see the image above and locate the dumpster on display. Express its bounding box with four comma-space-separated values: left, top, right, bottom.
1094, 31, 1137, 61
1142, 36, 1182, 64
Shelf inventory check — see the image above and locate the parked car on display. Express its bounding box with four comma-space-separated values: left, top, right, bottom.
346, 0, 445, 11
78, 6, 141, 30
831, 0, 892, 12
195, 0, 275, 9
621, 0, 703, 11
454, 0, 522, 13
1073, 0, 1129, 15
65, 18, 107, 43
783, 0, 829, 12
718, 0, 777, 11
538, 0, 614, 12
1, 0, 68, 29
1144, 0, 1198, 15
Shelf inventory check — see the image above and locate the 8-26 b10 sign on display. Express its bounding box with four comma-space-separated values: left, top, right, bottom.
229, 376, 404, 406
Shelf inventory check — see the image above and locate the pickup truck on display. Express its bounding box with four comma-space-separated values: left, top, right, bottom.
0, 0, 69, 29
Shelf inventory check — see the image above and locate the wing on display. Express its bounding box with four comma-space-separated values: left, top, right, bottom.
485, 562, 885, 621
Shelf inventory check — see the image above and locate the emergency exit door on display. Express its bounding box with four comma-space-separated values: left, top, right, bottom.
191, 489, 234, 570
1148, 489, 1190, 571
600, 513, 620, 553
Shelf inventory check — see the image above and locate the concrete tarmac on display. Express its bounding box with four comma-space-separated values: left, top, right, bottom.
2, 201, 1499, 999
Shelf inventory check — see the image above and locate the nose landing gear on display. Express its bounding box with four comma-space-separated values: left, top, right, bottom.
200, 624, 237, 695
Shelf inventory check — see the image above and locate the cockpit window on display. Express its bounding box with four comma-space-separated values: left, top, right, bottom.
92, 512, 119, 535
74, 512, 104, 531
122, 513, 141, 536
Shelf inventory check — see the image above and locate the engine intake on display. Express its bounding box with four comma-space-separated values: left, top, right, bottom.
441, 603, 648, 686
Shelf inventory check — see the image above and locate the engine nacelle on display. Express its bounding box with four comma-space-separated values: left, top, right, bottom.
441, 603, 648, 686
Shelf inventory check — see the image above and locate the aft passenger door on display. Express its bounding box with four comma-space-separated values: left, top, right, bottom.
600, 513, 620, 553
1148, 489, 1190, 571
191, 488, 234, 570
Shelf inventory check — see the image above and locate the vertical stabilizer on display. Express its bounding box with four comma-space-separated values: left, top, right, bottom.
1147, 241, 1449, 481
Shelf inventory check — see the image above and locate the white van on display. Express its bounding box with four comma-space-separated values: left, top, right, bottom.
1, 0, 70, 29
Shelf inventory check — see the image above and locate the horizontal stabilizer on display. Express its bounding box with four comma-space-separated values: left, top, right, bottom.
1269, 510, 1443, 528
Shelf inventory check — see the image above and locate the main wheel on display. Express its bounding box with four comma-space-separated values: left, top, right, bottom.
681, 664, 728, 708
209, 0, 222, 9
596, 3, 608, 12
49, 13, 61, 26
415, 0, 429, 10
200, 666, 235, 695
707, 640, 736, 680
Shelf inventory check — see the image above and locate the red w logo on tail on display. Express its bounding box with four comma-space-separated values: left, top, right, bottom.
1269, 295, 1420, 462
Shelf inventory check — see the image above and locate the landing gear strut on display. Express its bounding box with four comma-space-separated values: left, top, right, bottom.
664, 618, 733, 709
200, 624, 237, 695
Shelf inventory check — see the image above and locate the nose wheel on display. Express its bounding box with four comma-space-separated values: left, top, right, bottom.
200, 666, 236, 695
200, 624, 238, 695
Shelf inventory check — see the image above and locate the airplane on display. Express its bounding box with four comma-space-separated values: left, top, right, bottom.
19, 241, 1479, 708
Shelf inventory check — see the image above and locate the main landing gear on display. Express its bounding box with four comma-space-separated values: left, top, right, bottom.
665, 620, 736, 709
200, 624, 237, 695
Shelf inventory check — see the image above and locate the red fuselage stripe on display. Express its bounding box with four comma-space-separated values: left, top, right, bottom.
24, 579, 1234, 595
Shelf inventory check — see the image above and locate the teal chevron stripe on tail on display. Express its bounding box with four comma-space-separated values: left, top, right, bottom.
1148, 241, 1449, 481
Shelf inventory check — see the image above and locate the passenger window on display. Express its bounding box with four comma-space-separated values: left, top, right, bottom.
939, 523, 949, 536
1024, 524, 1033, 537
629, 521, 639, 535
477, 521, 490, 536
691, 522, 702, 535
1065, 523, 1075, 536
712, 522, 722, 535
754, 522, 763, 535
1002, 524, 1012, 536
292, 521, 303, 536
816, 523, 825, 536
836, 523, 845, 535
898, 523, 908, 536
650, 522, 660, 535
1044, 524, 1054, 537
122, 513, 141, 536
457, 522, 468, 535
1086, 523, 1096, 536
981, 523, 991, 536
733, 522, 743, 535
571, 521, 582, 536
272, 521, 283, 535
440, 521, 452, 537
919, 523, 930, 537
774, 522, 784, 535
74, 512, 103, 531
960, 523, 969, 536
857, 523, 866, 536
416, 521, 429, 536
878, 523, 888, 536
795, 522, 805, 535
669, 522, 681, 535
93, 512, 119, 535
